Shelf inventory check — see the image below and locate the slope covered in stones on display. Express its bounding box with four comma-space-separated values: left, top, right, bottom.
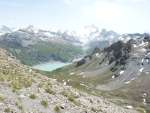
0, 48, 138, 113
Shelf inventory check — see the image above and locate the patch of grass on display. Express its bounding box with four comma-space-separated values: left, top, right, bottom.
29, 94, 36, 99
10, 76, 32, 90
0, 74, 5, 81
38, 81, 51, 88
23, 78, 33, 88
45, 87, 55, 95
4, 107, 10, 112
41, 100, 48, 108
91, 107, 103, 112
38, 82, 44, 88
11, 79, 22, 90
60, 91, 80, 106
61, 91, 68, 97
54, 106, 60, 113
68, 95, 80, 106
40, 81, 55, 95
0, 93, 5, 101
68, 96, 75, 102
15, 101, 23, 110
136, 108, 146, 113
61, 91, 78, 98
146, 110, 150, 113
91, 107, 97, 112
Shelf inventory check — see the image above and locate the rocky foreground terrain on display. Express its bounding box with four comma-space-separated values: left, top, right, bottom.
0, 48, 139, 113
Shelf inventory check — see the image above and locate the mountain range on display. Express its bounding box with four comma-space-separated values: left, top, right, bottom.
0, 25, 144, 66
45, 32, 150, 112
0, 25, 83, 65
0, 25, 150, 112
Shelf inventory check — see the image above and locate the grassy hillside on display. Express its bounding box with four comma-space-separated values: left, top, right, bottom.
0, 41, 83, 66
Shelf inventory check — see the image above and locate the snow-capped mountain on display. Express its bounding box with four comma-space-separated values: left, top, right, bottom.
83, 26, 120, 53
0, 25, 12, 35
83, 26, 149, 55
14, 26, 82, 45
79, 25, 120, 44
0, 26, 83, 65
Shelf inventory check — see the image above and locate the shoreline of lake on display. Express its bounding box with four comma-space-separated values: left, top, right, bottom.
32, 61, 71, 71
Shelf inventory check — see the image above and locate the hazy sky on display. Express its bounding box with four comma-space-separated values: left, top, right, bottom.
0, 0, 150, 33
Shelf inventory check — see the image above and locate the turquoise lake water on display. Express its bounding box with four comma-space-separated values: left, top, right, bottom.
32, 62, 70, 71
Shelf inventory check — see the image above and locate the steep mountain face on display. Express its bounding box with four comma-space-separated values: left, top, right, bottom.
47, 33, 150, 112
83, 27, 146, 55
0, 48, 138, 113
85, 28, 120, 53
0, 26, 83, 65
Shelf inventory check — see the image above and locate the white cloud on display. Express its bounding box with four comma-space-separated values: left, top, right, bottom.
82, 1, 125, 24
124, 0, 148, 3
106, 0, 148, 3
63, 0, 73, 5
80, 0, 150, 33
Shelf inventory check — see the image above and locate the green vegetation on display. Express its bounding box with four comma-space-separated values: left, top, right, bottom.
4, 107, 11, 113
0, 68, 32, 91
38, 61, 112, 96
38, 56, 150, 110
61, 91, 80, 106
29, 94, 36, 99
10, 76, 32, 90
0, 93, 5, 101
146, 110, 150, 113
15, 101, 23, 110
45, 87, 55, 95
91, 107, 97, 112
41, 100, 48, 108
54, 106, 60, 113
91, 107, 103, 112
1, 41, 83, 66
37, 81, 55, 95
68, 96, 75, 102
68, 96, 80, 106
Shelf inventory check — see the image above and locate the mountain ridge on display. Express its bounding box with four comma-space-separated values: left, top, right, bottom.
0, 26, 83, 65
45, 33, 150, 112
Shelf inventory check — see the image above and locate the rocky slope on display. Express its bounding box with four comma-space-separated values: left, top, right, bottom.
83, 27, 146, 55
0, 48, 139, 113
46, 33, 150, 112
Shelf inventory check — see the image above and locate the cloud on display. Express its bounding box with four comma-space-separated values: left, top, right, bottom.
80, 0, 150, 33
105, 0, 148, 3
82, 1, 125, 23
63, 0, 73, 5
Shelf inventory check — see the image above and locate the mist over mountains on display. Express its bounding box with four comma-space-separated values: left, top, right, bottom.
0, 25, 83, 65
0, 25, 149, 66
